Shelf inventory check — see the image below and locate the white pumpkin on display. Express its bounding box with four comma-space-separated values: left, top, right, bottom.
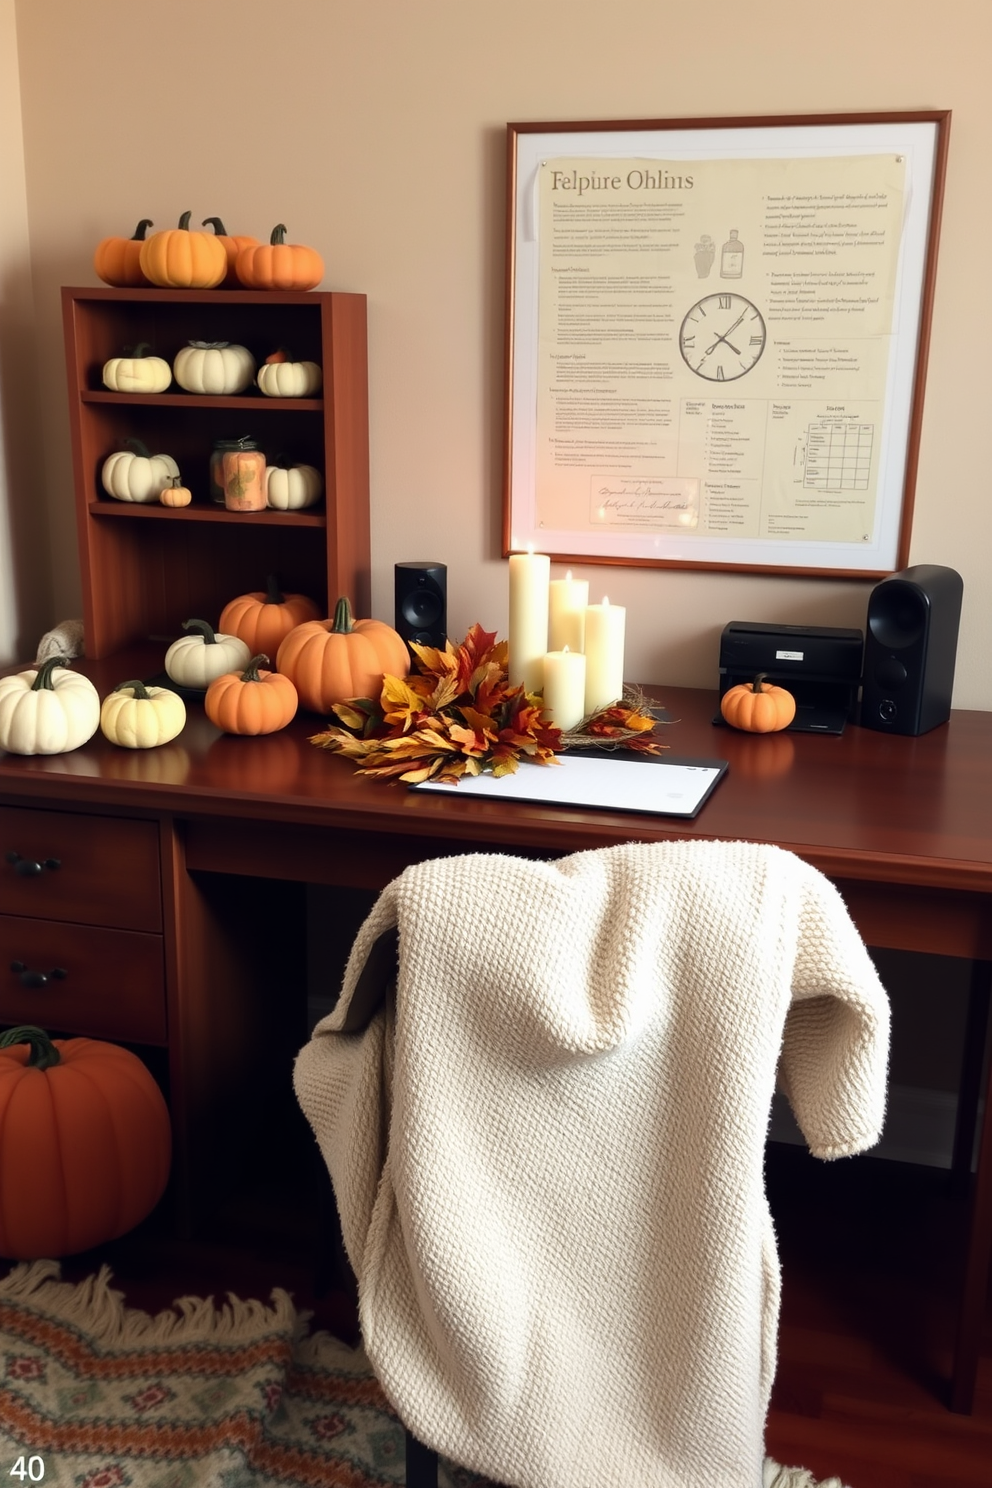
173, 340, 256, 396
0, 658, 100, 756
256, 360, 323, 398
102, 440, 180, 503
100, 679, 187, 749
102, 344, 172, 394
264, 462, 324, 510
164, 619, 251, 689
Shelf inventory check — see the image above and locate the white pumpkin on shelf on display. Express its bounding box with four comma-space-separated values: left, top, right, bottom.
263, 459, 324, 511
0, 658, 101, 756
256, 352, 322, 399
102, 343, 172, 394
101, 439, 180, 503
173, 340, 256, 396
100, 679, 187, 749
164, 619, 251, 690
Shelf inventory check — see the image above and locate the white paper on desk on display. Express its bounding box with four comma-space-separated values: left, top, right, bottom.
412, 753, 727, 819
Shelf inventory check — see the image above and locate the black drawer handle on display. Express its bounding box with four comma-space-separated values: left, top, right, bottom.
5, 851, 61, 877
10, 961, 68, 989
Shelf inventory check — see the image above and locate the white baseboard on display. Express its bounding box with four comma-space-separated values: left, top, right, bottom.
769, 1084, 974, 1169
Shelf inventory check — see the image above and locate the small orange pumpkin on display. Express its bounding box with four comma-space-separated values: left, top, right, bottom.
93, 219, 155, 287
160, 476, 192, 508
720, 673, 797, 733
275, 596, 410, 714
204, 654, 299, 735
139, 210, 227, 289
234, 223, 324, 291
219, 574, 322, 656
201, 216, 261, 287
0, 1024, 172, 1259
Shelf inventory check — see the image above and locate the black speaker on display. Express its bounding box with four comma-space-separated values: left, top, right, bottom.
860, 564, 963, 735
395, 561, 447, 650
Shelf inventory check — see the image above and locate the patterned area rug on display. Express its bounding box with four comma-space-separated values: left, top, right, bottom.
0, 1260, 848, 1488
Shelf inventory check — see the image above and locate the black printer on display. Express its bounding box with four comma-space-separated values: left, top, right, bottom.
718, 621, 864, 734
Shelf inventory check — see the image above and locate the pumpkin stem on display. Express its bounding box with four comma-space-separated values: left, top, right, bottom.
263, 574, 285, 606
182, 618, 219, 645
31, 656, 71, 691
332, 597, 355, 634
122, 436, 152, 458
242, 654, 271, 682
131, 219, 153, 241
201, 216, 227, 235
270, 223, 288, 246
0, 1024, 61, 1070
114, 678, 152, 700
178, 210, 193, 230
751, 673, 770, 693
130, 342, 152, 359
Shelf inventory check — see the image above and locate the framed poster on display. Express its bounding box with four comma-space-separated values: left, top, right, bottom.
503, 112, 950, 577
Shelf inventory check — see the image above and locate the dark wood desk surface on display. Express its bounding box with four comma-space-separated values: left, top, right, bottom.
1, 655, 991, 1410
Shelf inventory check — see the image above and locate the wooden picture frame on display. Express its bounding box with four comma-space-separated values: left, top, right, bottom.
503, 112, 950, 578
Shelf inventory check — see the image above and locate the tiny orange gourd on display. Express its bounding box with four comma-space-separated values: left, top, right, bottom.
234, 223, 324, 291
219, 574, 321, 656
720, 673, 797, 733
93, 219, 155, 287
160, 476, 192, 508
204, 654, 299, 735
275, 596, 410, 714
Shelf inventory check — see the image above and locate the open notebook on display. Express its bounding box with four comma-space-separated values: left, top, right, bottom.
413, 752, 728, 819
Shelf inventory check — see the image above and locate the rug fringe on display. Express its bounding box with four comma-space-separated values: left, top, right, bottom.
764, 1458, 849, 1488
0, 1258, 298, 1346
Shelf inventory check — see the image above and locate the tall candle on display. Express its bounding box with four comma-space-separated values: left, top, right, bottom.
584, 596, 626, 715
543, 647, 587, 732
508, 548, 550, 693
548, 570, 589, 653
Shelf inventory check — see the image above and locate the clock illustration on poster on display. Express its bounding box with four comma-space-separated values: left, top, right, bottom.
679, 293, 766, 381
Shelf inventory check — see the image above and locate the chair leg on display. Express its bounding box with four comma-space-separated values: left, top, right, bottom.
405, 1428, 439, 1487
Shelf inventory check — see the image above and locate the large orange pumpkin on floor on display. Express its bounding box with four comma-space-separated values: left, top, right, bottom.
0, 1025, 172, 1259
219, 574, 321, 657
275, 596, 409, 713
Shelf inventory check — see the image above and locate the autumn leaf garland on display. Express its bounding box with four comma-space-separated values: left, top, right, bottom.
310, 622, 665, 784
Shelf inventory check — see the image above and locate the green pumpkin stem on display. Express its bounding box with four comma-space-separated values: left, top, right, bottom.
242, 654, 271, 682
263, 574, 285, 605
332, 597, 355, 634
32, 656, 71, 691
114, 678, 152, 700
270, 224, 288, 246
751, 673, 770, 693
131, 219, 153, 241
178, 211, 193, 230
182, 618, 219, 645
122, 436, 152, 458
0, 1025, 61, 1070
202, 216, 227, 235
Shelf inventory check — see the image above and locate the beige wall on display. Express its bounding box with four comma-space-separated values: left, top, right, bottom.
7, 0, 991, 706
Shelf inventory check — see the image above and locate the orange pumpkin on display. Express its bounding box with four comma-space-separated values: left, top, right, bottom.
160, 476, 192, 508
139, 210, 227, 289
93, 218, 154, 287
204, 654, 299, 735
234, 223, 324, 291
0, 1025, 171, 1259
275, 596, 410, 714
201, 215, 261, 287
219, 574, 322, 656
720, 673, 797, 733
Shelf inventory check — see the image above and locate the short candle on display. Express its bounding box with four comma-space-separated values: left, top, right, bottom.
583, 596, 626, 715
548, 570, 589, 654
543, 647, 587, 732
508, 548, 550, 694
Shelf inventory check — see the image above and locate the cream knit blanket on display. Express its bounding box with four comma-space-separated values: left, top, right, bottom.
294, 840, 890, 1488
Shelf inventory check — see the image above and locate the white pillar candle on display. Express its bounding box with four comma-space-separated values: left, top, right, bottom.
508, 548, 550, 693
543, 647, 587, 732
548, 570, 589, 653
583, 596, 626, 715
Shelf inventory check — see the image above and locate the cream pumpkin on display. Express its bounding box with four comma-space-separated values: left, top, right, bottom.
100, 679, 187, 749
256, 359, 323, 398
263, 461, 323, 510
102, 344, 172, 394
173, 340, 256, 396
164, 619, 251, 690
101, 440, 180, 504
0, 658, 101, 756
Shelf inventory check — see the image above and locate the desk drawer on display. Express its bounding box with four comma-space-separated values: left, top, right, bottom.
0, 807, 161, 932
0, 914, 167, 1045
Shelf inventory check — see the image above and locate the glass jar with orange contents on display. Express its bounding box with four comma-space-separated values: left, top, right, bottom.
222, 437, 266, 513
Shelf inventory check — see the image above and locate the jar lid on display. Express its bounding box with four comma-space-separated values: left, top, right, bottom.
213, 435, 257, 450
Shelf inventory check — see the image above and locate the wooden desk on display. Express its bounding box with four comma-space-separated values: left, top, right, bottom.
2, 657, 991, 1410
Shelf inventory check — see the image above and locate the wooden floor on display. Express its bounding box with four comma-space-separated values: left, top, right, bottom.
39, 1105, 992, 1488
